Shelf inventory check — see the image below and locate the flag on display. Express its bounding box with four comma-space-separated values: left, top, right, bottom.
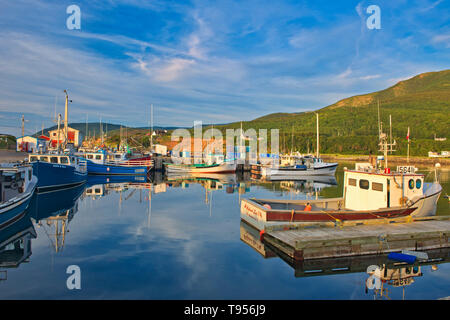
406, 127, 410, 140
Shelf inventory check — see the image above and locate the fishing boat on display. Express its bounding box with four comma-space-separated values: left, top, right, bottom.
76, 150, 153, 175
242, 162, 442, 223
165, 159, 237, 174
260, 155, 338, 177
0, 164, 37, 230
260, 113, 337, 177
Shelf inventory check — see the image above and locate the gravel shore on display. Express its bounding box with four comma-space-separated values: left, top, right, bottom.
0, 149, 29, 162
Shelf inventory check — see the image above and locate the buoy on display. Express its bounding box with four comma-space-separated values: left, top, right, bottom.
259, 229, 265, 242
388, 252, 416, 264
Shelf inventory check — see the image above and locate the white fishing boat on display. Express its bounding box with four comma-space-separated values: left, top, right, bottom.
260, 113, 337, 177
260, 156, 338, 177
242, 162, 442, 223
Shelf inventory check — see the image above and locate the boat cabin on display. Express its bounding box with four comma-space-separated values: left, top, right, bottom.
0, 165, 33, 204
76, 151, 128, 164
344, 163, 424, 211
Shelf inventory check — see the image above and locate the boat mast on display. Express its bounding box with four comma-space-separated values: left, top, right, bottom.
57, 114, 61, 153
64, 90, 70, 148
291, 125, 293, 155
150, 104, 154, 152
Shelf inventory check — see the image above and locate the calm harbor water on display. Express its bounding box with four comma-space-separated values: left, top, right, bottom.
0, 163, 449, 300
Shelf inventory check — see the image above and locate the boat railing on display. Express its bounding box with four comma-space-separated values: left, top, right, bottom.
77, 159, 88, 173
105, 160, 154, 167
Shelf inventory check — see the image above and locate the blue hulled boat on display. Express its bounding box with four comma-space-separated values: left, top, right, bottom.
0, 164, 37, 230
28, 154, 87, 193
76, 150, 153, 176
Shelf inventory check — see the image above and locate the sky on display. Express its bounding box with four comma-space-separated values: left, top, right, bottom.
0, 0, 449, 136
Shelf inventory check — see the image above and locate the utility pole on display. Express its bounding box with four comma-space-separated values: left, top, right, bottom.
21, 115, 25, 137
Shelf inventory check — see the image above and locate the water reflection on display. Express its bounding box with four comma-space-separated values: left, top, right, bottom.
240, 219, 450, 300
0, 212, 35, 284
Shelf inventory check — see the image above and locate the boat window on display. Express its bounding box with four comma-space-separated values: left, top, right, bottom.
95, 155, 102, 160
348, 178, 356, 186
28, 169, 32, 181
87, 154, 93, 159
408, 179, 414, 190
60, 157, 69, 164
29, 156, 38, 162
115, 154, 121, 159
86, 189, 92, 194
405, 267, 411, 274
413, 266, 419, 273
416, 179, 422, 189
372, 182, 383, 192
50, 157, 58, 163
359, 179, 369, 190
40, 156, 49, 162
95, 188, 101, 193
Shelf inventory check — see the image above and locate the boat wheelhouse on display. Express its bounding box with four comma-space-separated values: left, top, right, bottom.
0, 164, 37, 230
241, 163, 442, 223
28, 153, 87, 192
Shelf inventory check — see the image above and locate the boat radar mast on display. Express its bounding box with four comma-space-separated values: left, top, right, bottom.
378, 114, 396, 170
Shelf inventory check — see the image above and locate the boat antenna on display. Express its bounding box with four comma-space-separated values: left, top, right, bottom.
315, 112, 319, 158
377, 100, 381, 138
291, 125, 293, 155
63, 90, 72, 149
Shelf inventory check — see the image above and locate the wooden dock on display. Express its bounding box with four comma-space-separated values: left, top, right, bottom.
241, 214, 450, 261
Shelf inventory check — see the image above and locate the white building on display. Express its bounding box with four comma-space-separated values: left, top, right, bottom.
16, 136, 47, 153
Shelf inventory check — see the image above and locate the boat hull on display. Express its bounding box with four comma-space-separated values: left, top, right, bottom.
31, 161, 87, 193
0, 178, 36, 230
241, 198, 417, 223
410, 182, 443, 217
86, 160, 151, 176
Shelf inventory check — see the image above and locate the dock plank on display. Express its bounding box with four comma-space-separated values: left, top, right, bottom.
264, 219, 450, 261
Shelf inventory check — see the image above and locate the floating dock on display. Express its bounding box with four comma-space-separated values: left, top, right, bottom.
241, 214, 450, 261
240, 219, 450, 279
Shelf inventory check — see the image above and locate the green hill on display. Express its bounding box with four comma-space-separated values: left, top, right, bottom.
216, 69, 450, 156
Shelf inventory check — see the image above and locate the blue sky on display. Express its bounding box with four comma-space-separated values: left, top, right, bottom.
0, 0, 449, 136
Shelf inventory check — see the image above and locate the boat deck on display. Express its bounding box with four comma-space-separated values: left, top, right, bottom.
242, 214, 450, 261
